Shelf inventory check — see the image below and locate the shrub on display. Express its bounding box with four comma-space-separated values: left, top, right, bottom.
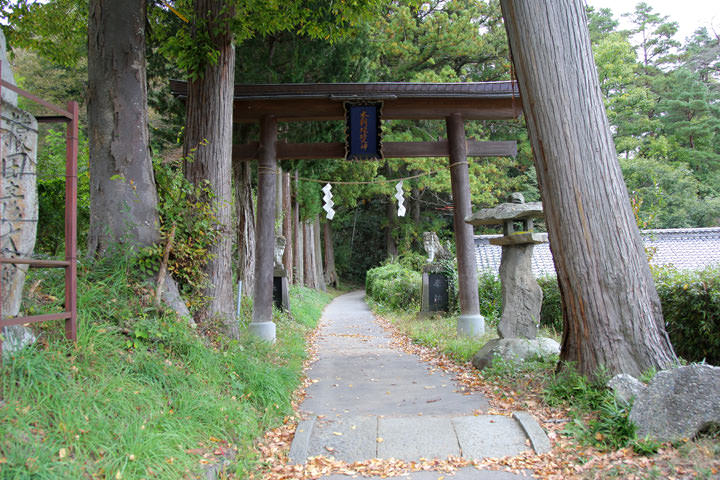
366, 262, 421, 310
655, 266, 720, 365
475, 272, 563, 331
477, 271, 502, 324
538, 276, 563, 332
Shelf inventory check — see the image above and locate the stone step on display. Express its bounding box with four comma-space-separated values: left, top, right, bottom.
289, 412, 550, 464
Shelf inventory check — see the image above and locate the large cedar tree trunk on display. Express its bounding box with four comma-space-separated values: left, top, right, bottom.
183, 0, 237, 337
303, 221, 316, 288
314, 216, 326, 292
323, 222, 338, 288
293, 174, 304, 285
282, 171, 293, 283
87, 0, 159, 256
500, 0, 676, 377
234, 159, 255, 299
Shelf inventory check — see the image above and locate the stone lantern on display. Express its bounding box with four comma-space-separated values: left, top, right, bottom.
465, 193, 559, 369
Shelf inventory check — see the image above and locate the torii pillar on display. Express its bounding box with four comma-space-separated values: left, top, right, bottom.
250, 115, 278, 341
446, 113, 485, 337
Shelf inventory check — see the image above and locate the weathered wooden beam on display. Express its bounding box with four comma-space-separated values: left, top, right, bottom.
232, 97, 520, 122
233, 140, 517, 161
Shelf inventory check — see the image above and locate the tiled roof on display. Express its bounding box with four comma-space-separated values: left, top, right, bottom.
474, 227, 720, 277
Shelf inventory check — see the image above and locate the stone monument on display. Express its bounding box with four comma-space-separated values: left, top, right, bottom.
273, 235, 290, 311
465, 193, 559, 369
1, 30, 38, 358
420, 232, 452, 316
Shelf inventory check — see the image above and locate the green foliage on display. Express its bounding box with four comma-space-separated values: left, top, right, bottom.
546, 365, 642, 451
621, 157, 720, 228
632, 436, 662, 456
1, 0, 87, 67
481, 352, 558, 382
136, 155, 220, 312
544, 364, 612, 412
35, 127, 90, 255
397, 251, 427, 272
158, 0, 386, 79
477, 271, 502, 324
3, 253, 333, 478
654, 266, 720, 365
365, 261, 421, 311
475, 272, 562, 331
566, 398, 637, 451
538, 276, 563, 333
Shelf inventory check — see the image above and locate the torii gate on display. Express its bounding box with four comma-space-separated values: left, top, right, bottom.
170, 81, 522, 341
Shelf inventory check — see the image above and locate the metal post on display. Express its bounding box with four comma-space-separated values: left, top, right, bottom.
64, 101, 78, 342
446, 113, 485, 337
250, 116, 277, 342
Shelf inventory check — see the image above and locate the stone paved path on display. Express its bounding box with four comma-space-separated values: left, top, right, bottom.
288, 291, 548, 479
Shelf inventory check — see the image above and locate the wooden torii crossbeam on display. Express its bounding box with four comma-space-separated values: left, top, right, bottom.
170, 80, 521, 160
170, 80, 523, 341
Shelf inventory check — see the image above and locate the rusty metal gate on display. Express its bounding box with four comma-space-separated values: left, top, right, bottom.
0, 62, 79, 360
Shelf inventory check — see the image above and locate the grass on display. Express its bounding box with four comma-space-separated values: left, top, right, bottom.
1, 254, 333, 479
369, 299, 559, 364
368, 299, 494, 362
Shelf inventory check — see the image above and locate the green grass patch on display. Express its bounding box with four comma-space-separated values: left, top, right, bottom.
1, 254, 332, 479
368, 299, 493, 363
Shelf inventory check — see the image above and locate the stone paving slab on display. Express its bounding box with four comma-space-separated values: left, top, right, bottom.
453, 416, 530, 459
291, 414, 545, 464
320, 467, 533, 479
304, 416, 378, 464
378, 416, 460, 460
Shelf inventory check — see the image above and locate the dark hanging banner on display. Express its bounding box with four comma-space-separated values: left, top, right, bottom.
345, 102, 383, 161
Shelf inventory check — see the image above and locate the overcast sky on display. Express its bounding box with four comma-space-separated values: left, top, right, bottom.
585, 0, 720, 42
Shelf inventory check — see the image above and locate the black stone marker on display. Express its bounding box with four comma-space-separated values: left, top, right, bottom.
428, 272, 449, 312
273, 276, 283, 309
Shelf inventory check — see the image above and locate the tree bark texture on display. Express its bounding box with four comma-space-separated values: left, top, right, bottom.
293, 177, 304, 285
282, 171, 293, 283
500, 0, 676, 377
314, 216, 326, 292
252, 116, 277, 325
234, 158, 255, 299
182, 0, 237, 336
446, 114, 481, 317
303, 221, 316, 289
323, 222, 338, 288
87, 0, 159, 256
275, 166, 283, 234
